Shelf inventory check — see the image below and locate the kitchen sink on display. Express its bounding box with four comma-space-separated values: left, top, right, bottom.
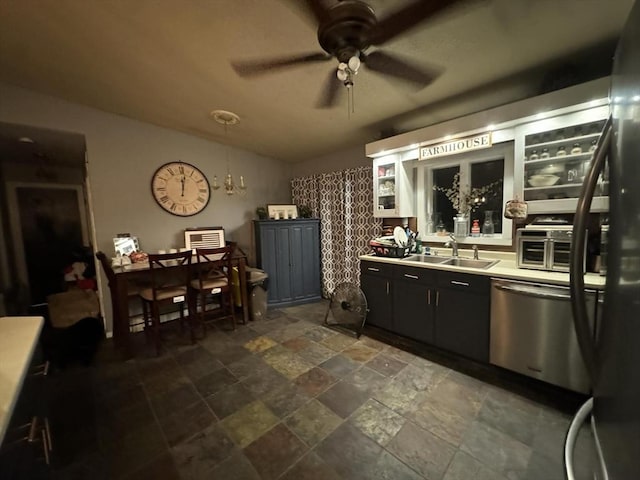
442, 258, 499, 269
402, 254, 450, 264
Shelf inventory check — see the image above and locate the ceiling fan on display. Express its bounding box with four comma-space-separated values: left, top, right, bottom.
231, 0, 463, 108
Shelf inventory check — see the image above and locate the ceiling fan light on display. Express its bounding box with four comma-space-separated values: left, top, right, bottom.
348, 56, 361, 72
337, 69, 348, 81
338, 62, 347, 70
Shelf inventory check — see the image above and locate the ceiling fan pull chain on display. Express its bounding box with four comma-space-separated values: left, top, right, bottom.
352, 83, 355, 115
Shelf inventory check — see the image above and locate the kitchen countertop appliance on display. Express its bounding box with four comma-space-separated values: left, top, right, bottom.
565, 2, 640, 478
516, 224, 586, 272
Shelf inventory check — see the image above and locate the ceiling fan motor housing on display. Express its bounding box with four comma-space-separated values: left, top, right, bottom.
317, 0, 377, 63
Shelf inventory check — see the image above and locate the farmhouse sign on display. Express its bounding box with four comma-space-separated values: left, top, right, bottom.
419, 133, 492, 160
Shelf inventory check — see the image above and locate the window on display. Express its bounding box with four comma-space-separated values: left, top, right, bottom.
417, 142, 514, 245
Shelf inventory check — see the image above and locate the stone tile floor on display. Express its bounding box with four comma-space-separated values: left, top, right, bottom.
48, 300, 597, 480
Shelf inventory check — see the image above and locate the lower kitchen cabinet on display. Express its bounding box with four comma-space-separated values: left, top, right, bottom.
393, 266, 436, 343
360, 261, 393, 331
435, 272, 490, 362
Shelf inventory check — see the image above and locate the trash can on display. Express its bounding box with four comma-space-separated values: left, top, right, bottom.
246, 267, 269, 320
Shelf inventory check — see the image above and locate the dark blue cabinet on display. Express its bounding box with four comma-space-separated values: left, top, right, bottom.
254, 219, 321, 306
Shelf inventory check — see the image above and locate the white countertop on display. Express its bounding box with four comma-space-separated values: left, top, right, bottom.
0, 316, 44, 445
360, 248, 606, 289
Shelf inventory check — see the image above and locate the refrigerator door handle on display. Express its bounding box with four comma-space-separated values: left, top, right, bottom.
570, 116, 612, 383
564, 397, 593, 480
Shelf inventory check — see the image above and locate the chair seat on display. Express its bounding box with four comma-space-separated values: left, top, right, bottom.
190, 277, 228, 291
140, 286, 187, 302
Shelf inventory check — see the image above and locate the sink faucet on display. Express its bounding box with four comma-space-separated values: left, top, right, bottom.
444, 233, 459, 257
472, 245, 479, 260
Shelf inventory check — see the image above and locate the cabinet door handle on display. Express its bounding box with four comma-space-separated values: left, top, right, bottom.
32, 361, 50, 377
450, 280, 470, 287
427, 289, 431, 305
367, 267, 380, 272
404, 274, 419, 279
386, 281, 389, 295
41, 427, 51, 465
436, 290, 440, 307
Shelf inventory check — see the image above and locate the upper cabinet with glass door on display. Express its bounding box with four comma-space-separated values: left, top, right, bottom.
373, 154, 415, 218
516, 105, 609, 214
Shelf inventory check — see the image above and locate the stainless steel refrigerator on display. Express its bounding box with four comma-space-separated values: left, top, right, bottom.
567, 1, 640, 478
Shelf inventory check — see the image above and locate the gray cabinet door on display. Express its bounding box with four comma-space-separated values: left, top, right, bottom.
393, 279, 435, 343
392, 265, 436, 343
291, 222, 321, 300
255, 220, 321, 306
435, 273, 490, 362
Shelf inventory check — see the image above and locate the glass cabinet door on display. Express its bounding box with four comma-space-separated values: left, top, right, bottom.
375, 159, 397, 213
373, 155, 415, 218
520, 111, 609, 213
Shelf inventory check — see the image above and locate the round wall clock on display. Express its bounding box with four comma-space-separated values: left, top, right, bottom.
151, 161, 210, 216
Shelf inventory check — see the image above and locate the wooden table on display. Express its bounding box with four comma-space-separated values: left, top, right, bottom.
104, 245, 249, 358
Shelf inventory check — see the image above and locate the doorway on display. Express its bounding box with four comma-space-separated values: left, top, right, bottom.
7, 183, 89, 306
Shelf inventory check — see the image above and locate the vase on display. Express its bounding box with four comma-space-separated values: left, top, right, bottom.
482, 210, 495, 237
453, 214, 469, 238
435, 212, 447, 236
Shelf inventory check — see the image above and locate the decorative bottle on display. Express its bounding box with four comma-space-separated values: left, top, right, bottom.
471, 219, 481, 237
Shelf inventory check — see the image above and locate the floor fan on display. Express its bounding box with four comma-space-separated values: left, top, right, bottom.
324, 282, 368, 338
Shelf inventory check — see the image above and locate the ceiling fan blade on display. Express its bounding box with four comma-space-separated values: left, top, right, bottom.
368, 0, 462, 46
364, 50, 441, 88
232, 52, 332, 77
300, 0, 332, 24
316, 69, 342, 108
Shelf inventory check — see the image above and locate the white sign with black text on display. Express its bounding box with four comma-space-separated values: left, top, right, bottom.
419, 133, 492, 160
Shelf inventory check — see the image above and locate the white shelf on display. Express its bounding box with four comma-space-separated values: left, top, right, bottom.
524, 183, 582, 191
524, 152, 593, 165
525, 132, 601, 150
377, 175, 396, 181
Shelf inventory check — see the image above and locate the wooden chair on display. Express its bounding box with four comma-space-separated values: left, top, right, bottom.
139, 251, 192, 355
189, 246, 236, 334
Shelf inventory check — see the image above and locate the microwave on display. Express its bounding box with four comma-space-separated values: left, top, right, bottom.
516, 227, 586, 272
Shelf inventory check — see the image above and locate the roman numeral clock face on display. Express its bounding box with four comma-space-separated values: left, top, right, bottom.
151, 162, 210, 216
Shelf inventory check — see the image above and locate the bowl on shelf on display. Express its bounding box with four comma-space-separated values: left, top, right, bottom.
537, 163, 564, 175
528, 174, 561, 187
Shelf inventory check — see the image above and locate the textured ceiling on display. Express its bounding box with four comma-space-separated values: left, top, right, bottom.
0, 0, 634, 165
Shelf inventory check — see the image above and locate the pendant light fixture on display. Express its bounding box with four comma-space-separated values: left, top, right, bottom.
210, 109, 247, 196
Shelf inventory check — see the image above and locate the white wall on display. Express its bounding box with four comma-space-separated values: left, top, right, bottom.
0, 82, 291, 332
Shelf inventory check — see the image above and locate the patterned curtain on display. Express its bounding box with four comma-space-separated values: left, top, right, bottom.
292, 166, 382, 296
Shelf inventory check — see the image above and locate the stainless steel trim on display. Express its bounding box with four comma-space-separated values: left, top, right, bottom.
404, 274, 419, 279
591, 415, 609, 480
494, 283, 572, 301
571, 115, 611, 383
564, 397, 593, 480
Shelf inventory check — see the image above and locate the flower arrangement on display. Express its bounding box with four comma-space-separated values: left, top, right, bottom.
433, 172, 502, 214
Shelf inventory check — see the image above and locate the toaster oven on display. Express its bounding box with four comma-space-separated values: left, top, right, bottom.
516, 226, 586, 272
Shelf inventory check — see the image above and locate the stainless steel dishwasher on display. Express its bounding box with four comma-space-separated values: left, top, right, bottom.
490, 278, 597, 394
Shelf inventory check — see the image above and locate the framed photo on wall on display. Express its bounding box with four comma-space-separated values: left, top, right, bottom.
267, 204, 298, 219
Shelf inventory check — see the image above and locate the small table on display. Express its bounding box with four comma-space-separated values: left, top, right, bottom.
106, 245, 249, 358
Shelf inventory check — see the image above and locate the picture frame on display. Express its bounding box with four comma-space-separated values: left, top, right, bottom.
267, 204, 298, 220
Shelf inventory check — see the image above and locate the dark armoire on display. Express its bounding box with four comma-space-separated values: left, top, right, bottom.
254, 219, 321, 306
